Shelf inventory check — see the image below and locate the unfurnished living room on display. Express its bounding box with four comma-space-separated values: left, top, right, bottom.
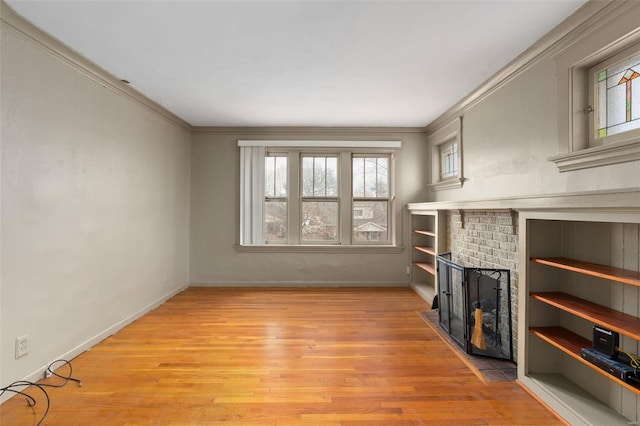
1, 0, 639, 425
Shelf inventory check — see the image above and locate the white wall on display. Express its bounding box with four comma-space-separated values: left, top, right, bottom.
1, 9, 191, 387
190, 128, 428, 286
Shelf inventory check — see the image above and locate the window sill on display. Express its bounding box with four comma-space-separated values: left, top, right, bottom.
428, 177, 464, 191
235, 244, 405, 254
549, 137, 640, 172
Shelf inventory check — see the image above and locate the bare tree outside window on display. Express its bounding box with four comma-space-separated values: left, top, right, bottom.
301, 155, 339, 242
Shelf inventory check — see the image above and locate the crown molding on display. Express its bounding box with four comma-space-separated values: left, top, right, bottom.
1, 1, 192, 131
424, 0, 631, 136
192, 126, 427, 135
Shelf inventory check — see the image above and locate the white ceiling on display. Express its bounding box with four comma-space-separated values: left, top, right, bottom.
6, 0, 587, 128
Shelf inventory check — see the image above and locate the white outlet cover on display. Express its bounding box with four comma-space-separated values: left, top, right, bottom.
15, 335, 28, 359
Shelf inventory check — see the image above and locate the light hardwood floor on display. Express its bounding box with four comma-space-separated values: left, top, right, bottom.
1, 287, 561, 425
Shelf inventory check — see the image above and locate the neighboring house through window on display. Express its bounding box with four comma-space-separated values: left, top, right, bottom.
239, 140, 400, 247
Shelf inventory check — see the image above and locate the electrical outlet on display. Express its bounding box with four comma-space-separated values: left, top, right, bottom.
406, 265, 411, 275
15, 335, 28, 359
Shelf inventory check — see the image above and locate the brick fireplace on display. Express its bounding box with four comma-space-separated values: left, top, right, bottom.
445, 210, 519, 362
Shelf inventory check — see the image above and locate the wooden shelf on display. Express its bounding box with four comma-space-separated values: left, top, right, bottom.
529, 326, 590, 361
413, 262, 435, 275
530, 326, 640, 396
413, 229, 436, 237
531, 257, 640, 287
530, 291, 640, 340
413, 245, 436, 255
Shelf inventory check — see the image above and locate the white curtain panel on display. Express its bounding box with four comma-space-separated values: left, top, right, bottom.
239, 145, 265, 245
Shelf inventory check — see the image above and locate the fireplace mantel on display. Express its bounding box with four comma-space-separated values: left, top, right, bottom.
407, 187, 640, 213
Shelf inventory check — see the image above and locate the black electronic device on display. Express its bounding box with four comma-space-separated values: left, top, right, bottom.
581, 347, 636, 382
593, 325, 619, 358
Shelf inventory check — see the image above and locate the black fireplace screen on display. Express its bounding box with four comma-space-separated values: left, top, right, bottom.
436, 253, 513, 361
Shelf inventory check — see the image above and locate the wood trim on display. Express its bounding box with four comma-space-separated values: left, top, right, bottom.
0, 1, 192, 131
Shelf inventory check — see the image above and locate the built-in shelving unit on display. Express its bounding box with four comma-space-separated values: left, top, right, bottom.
406, 208, 444, 306
521, 213, 640, 425
406, 190, 640, 425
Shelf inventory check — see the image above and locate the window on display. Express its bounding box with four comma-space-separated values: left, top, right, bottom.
589, 47, 640, 145
439, 140, 458, 180
429, 116, 463, 191
301, 155, 339, 242
264, 154, 287, 243
352, 156, 390, 243
552, 10, 640, 172
238, 140, 400, 249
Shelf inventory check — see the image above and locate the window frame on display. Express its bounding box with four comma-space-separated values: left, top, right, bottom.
351, 154, 392, 245
299, 152, 341, 245
552, 8, 640, 172
429, 116, 463, 191
237, 140, 402, 252
587, 43, 640, 147
264, 152, 288, 244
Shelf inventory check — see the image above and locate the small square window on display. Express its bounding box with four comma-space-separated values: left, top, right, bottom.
552, 21, 640, 172
590, 47, 640, 144
439, 140, 458, 180
429, 117, 463, 191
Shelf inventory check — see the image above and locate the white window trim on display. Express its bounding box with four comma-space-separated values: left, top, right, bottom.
351, 153, 394, 246
238, 140, 402, 251
428, 116, 464, 191
552, 5, 640, 172
238, 140, 401, 148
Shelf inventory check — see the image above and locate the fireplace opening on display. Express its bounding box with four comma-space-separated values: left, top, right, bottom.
436, 253, 513, 361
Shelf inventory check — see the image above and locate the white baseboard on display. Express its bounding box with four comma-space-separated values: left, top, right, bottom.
190, 281, 409, 287
0, 284, 188, 404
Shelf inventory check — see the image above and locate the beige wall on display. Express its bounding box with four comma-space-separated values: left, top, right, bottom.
1, 12, 191, 387
426, 2, 640, 202
190, 129, 428, 286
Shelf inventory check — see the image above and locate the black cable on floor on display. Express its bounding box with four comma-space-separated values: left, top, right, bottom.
0, 359, 82, 425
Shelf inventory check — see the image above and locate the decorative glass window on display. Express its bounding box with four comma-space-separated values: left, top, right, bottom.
552, 15, 640, 172
439, 140, 458, 180
429, 116, 463, 190
264, 153, 288, 243
352, 155, 390, 243
594, 51, 640, 140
